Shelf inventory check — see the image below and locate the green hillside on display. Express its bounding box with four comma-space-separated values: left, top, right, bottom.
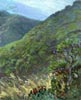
0, 1, 81, 75
0, 1, 81, 100
0, 11, 39, 46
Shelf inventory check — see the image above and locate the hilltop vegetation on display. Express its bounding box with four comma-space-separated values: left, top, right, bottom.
0, 1, 81, 74
0, 11, 39, 46
0, 1, 81, 100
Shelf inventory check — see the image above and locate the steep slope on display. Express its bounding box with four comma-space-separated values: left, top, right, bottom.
0, 1, 81, 75
0, 11, 39, 46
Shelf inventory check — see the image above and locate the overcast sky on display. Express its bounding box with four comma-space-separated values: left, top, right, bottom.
0, 0, 76, 20
0, 0, 75, 14
14, 0, 76, 15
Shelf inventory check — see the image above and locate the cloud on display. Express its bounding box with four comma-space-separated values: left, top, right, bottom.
0, 0, 76, 17
14, 0, 75, 15
0, 0, 15, 10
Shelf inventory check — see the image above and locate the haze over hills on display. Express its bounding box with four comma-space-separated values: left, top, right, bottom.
0, 0, 75, 20
0, 1, 81, 75
13, 2, 47, 20
0, 1, 81, 100
0, 0, 47, 20
0, 11, 40, 46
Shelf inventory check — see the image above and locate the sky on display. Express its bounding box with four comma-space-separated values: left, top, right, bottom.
14, 0, 76, 15
0, 0, 76, 20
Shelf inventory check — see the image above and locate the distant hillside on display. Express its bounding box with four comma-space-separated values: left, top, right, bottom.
13, 2, 47, 20
0, 1, 81, 75
0, 11, 39, 46
0, 0, 47, 20
0, 1, 81, 100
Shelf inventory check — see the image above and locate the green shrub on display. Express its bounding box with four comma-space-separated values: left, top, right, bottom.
28, 91, 61, 100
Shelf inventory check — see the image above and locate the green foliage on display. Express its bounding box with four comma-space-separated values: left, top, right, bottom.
0, 1, 81, 100
28, 91, 61, 100
65, 75, 81, 100
0, 0, 81, 80
0, 11, 39, 47
1, 93, 61, 100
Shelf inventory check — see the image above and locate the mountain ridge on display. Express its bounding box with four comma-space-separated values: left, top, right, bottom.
0, 1, 81, 75
0, 11, 40, 46
10, 2, 47, 20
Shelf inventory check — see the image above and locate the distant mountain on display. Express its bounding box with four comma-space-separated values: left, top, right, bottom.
0, 11, 40, 46
11, 2, 47, 20
0, 1, 47, 20
0, 1, 81, 75
0, 1, 81, 100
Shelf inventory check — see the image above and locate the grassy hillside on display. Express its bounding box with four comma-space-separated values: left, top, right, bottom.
0, 1, 81, 100
0, 1, 81, 74
0, 11, 39, 46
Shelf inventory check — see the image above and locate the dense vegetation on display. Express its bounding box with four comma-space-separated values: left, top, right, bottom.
0, 1, 81, 74
0, 1, 81, 100
0, 11, 39, 46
